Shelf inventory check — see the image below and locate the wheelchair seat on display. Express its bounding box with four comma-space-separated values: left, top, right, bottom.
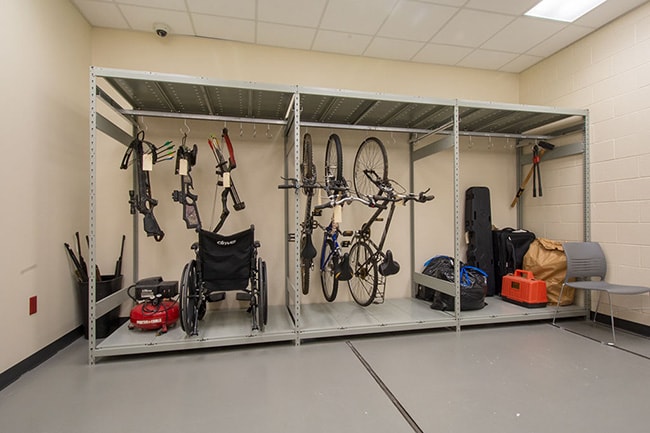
179, 225, 268, 336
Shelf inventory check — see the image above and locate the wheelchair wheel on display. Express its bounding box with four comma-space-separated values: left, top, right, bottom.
180, 260, 200, 336
347, 241, 378, 307
257, 258, 268, 331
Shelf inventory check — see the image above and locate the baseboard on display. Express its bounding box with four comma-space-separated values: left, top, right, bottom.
591, 312, 650, 337
0, 326, 83, 392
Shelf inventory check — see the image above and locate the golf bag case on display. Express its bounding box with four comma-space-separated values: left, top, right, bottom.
492, 228, 536, 295
464, 187, 495, 295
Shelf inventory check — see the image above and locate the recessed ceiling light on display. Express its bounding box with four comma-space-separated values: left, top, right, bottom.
525, 0, 607, 22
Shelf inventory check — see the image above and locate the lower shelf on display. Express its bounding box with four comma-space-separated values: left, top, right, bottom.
459, 296, 587, 325
93, 296, 587, 359
299, 298, 457, 339
95, 305, 297, 358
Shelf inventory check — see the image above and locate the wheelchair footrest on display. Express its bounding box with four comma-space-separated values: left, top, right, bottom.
207, 292, 226, 302
236, 293, 252, 301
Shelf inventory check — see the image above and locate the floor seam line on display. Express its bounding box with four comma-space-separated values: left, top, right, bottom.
345, 340, 424, 433
548, 323, 650, 361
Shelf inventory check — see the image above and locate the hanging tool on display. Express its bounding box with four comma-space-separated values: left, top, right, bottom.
114, 234, 125, 277
532, 145, 542, 197
510, 141, 555, 207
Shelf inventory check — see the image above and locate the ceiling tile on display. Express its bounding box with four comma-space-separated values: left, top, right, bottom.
115, 0, 186, 11
464, 0, 540, 15
432, 9, 515, 47
186, 0, 256, 19
412, 43, 473, 65
256, 22, 316, 50
499, 54, 544, 73
457, 49, 518, 70
574, 0, 648, 28
258, 0, 327, 27
72, 0, 129, 29
320, 0, 398, 35
192, 14, 255, 43
312, 30, 372, 56
482, 16, 567, 54
527, 25, 594, 57
364, 37, 425, 61
119, 5, 194, 35
378, 1, 457, 42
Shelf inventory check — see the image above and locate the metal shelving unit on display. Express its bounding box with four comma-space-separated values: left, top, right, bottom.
88, 67, 590, 363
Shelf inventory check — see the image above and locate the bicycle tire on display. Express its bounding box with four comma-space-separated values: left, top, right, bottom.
347, 241, 378, 306
301, 133, 316, 193
301, 253, 311, 296
325, 133, 344, 190
353, 137, 388, 197
320, 237, 339, 302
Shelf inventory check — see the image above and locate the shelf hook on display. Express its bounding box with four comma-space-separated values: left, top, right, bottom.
253, 123, 257, 138
266, 124, 273, 139
240, 123, 244, 137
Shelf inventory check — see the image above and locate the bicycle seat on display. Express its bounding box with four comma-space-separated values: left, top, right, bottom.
301, 234, 317, 260
379, 250, 400, 276
334, 252, 353, 281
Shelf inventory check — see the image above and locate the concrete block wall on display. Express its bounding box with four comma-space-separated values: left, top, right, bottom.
521, 3, 650, 325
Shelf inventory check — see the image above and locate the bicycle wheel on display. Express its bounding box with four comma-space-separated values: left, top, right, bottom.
347, 241, 378, 306
180, 260, 199, 336
320, 236, 339, 302
301, 133, 316, 191
353, 137, 388, 197
325, 133, 344, 190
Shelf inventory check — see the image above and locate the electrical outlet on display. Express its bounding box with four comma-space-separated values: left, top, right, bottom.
29, 296, 37, 315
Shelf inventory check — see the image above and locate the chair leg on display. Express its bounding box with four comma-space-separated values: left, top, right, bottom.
593, 291, 602, 324
607, 292, 616, 345
552, 283, 566, 326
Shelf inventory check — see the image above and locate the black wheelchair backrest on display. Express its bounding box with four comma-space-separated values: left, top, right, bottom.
198, 226, 255, 291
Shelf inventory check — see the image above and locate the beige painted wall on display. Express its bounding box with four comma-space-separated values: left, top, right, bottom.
521, 3, 650, 326
0, 0, 91, 374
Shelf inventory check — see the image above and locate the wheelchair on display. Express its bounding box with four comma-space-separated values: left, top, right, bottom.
179, 225, 268, 336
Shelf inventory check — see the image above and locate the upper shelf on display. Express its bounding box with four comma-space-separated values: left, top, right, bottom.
93, 67, 587, 138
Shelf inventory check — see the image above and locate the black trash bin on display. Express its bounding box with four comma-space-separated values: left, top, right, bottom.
77, 274, 123, 339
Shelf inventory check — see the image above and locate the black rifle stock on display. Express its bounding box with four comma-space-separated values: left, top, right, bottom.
120, 131, 165, 241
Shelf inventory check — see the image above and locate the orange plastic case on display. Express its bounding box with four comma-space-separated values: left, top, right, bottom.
501, 269, 548, 308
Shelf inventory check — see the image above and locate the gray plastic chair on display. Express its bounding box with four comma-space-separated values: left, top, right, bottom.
552, 241, 650, 344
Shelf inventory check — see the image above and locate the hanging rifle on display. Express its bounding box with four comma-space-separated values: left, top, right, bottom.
120, 130, 165, 241
172, 138, 202, 230
208, 128, 245, 233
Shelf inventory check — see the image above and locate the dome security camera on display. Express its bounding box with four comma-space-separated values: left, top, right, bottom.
154, 23, 169, 38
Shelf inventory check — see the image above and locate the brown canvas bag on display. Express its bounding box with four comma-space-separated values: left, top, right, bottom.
523, 238, 574, 306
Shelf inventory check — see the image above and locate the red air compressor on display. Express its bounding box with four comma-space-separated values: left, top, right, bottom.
128, 277, 180, 333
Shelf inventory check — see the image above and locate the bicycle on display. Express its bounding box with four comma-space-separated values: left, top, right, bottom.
318, 133, 353, 302
348, 137, 434, 306
278, 133, 319, 295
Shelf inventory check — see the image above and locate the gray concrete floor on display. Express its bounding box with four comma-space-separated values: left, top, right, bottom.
1, 320, 649, 433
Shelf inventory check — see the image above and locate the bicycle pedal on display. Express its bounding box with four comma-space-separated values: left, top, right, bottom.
341, 230, 353, 237
313, 209, 322, 217
341, 241, 350, 247
288, 233, 296, 242
376, 218, 384, 222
